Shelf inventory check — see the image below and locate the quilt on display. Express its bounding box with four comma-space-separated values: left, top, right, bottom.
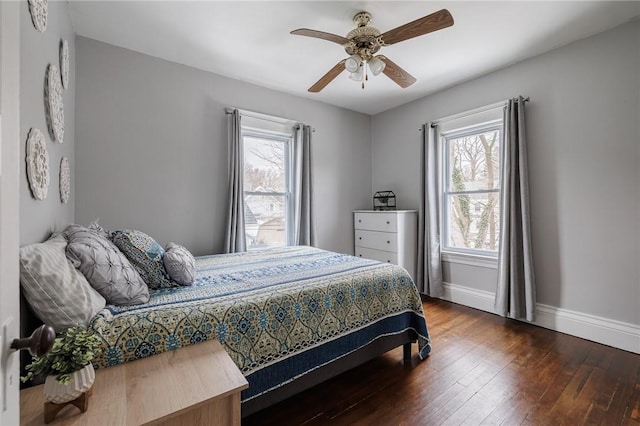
88, 246, 431, 400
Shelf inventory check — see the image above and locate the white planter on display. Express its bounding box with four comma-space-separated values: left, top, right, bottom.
43, 363, 95, 404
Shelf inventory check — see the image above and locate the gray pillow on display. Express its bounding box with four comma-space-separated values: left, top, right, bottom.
65, 225, 149, 305
20, 234, 106, 332
87, 218, 111, 239
163, 243, 196, 286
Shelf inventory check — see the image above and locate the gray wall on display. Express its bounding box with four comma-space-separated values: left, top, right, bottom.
372, 21, 640, 326
20, 1, 75, 245
74, 37, 372, 256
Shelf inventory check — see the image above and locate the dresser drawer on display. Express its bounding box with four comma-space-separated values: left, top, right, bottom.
355, 229, 397, 252
354, 212, 397, 232
355, 247, 398, 264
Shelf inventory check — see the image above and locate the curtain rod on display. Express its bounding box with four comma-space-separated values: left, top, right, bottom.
224, 107, 315, 132
423, 96, 530, 130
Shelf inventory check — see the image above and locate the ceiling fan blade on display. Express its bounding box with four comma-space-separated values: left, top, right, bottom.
308, 60, 346, 93
291, 29, 350, 46
381, 9, 454, 45
379, 56, 416, 88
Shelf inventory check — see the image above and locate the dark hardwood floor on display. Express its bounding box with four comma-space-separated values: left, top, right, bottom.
243, 298, 640, 425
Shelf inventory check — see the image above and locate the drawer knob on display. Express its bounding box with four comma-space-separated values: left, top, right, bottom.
359, 254, 362, 257
386, 221, 390, 224
358, 219, 362, 223
359, 237, 362, 240
387, 260, 391, 263
387, 241, 390, 244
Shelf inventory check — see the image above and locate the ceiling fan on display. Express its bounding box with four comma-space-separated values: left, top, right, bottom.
291, 9, 454, 92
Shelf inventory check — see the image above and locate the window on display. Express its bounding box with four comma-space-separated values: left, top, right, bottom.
242, 130, 292, 250
442, 121, 502, 256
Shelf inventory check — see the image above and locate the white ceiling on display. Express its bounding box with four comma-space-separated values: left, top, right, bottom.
68, 1, 640, 115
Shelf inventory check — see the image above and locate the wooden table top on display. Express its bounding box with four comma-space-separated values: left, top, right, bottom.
20, 340, 248, 425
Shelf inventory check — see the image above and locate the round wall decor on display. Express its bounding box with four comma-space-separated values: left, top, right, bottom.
28, 0, 48, 33
60, 40, 70, 90
59, 157, 70, 203
26, 128, 50, 201
45, 64, 64, 143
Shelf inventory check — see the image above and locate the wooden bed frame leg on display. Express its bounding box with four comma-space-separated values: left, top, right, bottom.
403, 342, 412, 362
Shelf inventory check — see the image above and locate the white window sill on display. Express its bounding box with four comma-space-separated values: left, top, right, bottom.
441, 251, 498, 269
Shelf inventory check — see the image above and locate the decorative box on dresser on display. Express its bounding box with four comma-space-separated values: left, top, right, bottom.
353, 210, 418, 281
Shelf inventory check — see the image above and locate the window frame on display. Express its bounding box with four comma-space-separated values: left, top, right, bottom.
241, 128, 294, 249
441, 120, 503, 258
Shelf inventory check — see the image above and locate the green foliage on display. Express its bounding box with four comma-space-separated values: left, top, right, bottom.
21, 326, 101, 385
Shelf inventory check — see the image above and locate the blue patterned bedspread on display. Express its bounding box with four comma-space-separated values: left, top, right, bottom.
89, 246, 431, 401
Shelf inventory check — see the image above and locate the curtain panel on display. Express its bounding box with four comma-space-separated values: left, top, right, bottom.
417, 123, 444, 297
494, 96, 536, 321
223, 109, 246, 253
292, 124, 316, 246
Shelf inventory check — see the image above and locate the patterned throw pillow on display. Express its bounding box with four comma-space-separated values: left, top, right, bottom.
65, 225, 149, 306
111, 229, 177, 289
163, 243, 196, 286
20, 234, 106, 332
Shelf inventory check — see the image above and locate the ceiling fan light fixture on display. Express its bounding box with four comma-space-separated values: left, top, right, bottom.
345, 54, 361, 73
349, 65, 364, 82
368, 56, 386, 76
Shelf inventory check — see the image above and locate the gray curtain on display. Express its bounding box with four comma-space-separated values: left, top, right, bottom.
494, 97, 536, 321
417, 123, 443, 296
292, 124, 316, 246
223, 109, 246, 253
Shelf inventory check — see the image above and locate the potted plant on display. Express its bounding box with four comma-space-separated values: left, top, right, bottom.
22, 326, 101, 404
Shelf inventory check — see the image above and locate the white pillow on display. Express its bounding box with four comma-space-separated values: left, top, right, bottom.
19, 234, 106, 332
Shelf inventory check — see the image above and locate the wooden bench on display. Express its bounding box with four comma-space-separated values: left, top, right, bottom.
20, 340, 248, 425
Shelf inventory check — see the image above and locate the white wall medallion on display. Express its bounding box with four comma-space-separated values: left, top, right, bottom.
60, 40, 70, 89
28, 0, 48, 33
26, 128, 50, 201
45, 64, 64, 143
59, 157, 70, 203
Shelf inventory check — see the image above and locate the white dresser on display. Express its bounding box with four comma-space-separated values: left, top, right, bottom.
353, 210, 418, 281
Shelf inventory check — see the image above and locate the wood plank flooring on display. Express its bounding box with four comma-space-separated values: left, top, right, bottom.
243, 298, 640, 425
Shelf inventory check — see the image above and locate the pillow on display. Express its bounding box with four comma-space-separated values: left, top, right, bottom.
87, 218, 111, 239
19, 234, 106, 332
163, 243, 196, 286
111, 229, 177, 289
65, 225, 149, 305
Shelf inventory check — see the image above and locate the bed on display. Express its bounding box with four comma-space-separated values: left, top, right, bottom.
85, 245, 431, 415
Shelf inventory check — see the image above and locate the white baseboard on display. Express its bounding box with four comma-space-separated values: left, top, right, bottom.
534, 304, 640, 354
441, 282, 496, 313
440, 282, 640, 354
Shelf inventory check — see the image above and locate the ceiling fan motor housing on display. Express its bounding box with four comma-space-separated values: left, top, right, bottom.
345, 12, 383, 61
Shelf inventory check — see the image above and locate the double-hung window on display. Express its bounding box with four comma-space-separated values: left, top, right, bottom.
242, 129, 293, 249
442, 120, 502, 257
